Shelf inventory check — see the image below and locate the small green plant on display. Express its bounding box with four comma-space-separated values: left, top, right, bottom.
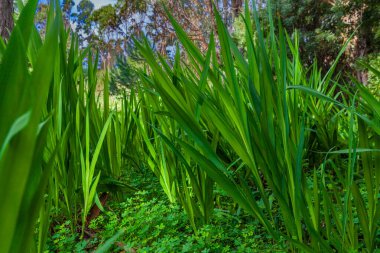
47, 172, 286, 252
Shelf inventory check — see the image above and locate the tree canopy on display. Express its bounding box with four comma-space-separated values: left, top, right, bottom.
32, 0, 380, 82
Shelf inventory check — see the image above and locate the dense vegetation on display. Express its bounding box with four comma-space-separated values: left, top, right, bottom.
35, 0, 380, 86
0, 0, 379, 252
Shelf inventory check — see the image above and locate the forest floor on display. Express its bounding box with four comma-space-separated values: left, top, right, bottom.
44, 169, 286, 253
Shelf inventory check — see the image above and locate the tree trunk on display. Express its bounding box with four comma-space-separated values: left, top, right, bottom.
0, 0, 14, 40
222, 0, 228, 23
207, 0, 218, 33
232, 0, 243, 18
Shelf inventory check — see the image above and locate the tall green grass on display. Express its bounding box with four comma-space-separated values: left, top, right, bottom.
136, 1, 380, 251
0, 0, 60, 251
135, 83, 215, 230
0, 1, 137, 251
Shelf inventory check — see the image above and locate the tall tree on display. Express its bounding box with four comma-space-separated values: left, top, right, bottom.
72, 0, 95, 44
232, 0, 243, 18
266, 0, 379, 78
91, 4, 120, 68
73, 0, 246, 62
0, 0, 14, 40
35, 2, 49, 37
62, 0, 75, 29
116, 0, 148, 52
146, 0, 215, 54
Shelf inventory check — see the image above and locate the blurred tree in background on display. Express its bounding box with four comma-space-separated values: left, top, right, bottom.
62, 0, 75, 29
28, 0, 380, 89
35, 2, 48, 36
72, 0, 95, 44
270, 0, 379, 83
231, 0, 379, 85
0, 0, 14, 40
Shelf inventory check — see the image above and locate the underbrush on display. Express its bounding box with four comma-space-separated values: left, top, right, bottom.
45, 172, 285, 253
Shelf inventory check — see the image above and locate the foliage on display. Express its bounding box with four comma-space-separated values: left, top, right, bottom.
269, 0, 380, 72
72, 0, 94, 42
1, 1, 137, 251
0, 0, 60, 251
1, 0, 380, 252
110, 56, 139, 93
46, 172, 285, 253
136, 1, 380, 251
231, 0, 380, 79
366, 53, 380, 98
